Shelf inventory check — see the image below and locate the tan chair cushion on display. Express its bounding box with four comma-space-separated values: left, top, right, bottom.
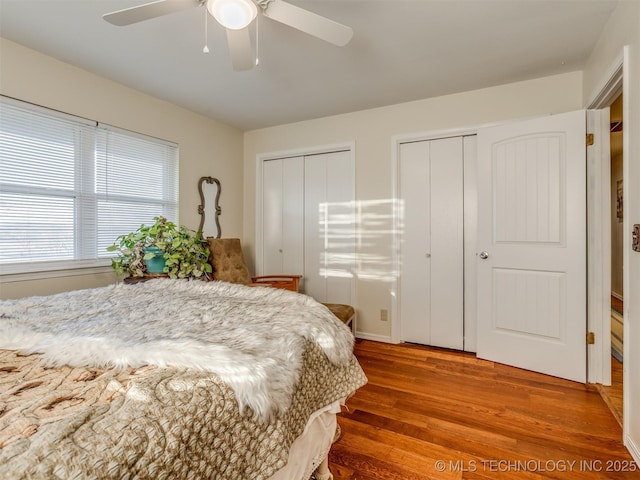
207, 238, 252, 285
323, 303, 355, 326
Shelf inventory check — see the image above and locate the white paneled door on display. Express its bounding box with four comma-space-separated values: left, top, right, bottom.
476, 110, 587, 382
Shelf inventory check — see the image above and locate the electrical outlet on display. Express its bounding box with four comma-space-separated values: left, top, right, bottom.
380, 309, 388, 321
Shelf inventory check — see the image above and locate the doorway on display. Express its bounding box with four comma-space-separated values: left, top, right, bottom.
584, 50, 628, 439
599, 93, 624, 427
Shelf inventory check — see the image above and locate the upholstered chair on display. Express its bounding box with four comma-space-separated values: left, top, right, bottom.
207, 238, 301, 292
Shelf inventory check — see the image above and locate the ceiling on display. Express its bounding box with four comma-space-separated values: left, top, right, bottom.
0, 0, 618, 131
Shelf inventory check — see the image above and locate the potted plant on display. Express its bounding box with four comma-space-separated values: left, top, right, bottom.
107, 216, 212, 280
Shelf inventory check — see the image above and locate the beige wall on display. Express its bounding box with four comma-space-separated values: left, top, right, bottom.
0, 38, 244, 299
583, 0, 640, 464
244, 71, 583, 340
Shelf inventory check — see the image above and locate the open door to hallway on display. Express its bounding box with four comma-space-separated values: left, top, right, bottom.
476, 110, 587, 383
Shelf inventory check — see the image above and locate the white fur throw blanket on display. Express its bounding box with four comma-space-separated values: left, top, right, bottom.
0, 280, 354, 420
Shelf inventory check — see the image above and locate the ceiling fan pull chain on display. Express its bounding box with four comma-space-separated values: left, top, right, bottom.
203, 6, 210, 54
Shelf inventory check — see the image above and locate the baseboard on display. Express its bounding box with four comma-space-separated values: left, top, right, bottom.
625, 434, 640, 468
355, 332, 394, 344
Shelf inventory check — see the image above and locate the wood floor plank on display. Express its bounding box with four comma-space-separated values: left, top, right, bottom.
329, 340, 638, 479
598, 356, 624, 428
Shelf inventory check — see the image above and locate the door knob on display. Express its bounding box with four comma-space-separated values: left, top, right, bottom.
479, 251, 489, 259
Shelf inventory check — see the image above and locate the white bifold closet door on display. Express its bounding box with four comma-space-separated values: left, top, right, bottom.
262, 157, 304, 277
304, 151, 355, 305
260, 150, 355, 306
398, 137, 464, 349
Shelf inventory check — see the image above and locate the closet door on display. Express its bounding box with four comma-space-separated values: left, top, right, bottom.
262, 157, 304, 276
304, 151, 355, 305
399, 137, 464, 349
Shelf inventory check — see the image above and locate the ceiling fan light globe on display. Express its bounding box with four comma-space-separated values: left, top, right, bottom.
208, 0, 257, 30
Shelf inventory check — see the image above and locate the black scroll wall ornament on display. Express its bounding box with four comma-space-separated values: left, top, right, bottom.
197, 176, 222, 238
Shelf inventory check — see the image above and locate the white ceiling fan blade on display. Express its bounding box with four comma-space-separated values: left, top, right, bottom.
226, 27, 254, 71
103, 0, 197, 26
262, 0, 353, 47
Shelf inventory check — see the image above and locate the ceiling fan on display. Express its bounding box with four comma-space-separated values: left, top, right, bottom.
103, 0, 354, 71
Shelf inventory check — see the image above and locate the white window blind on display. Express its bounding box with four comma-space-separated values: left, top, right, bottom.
0, 97, 179, 271
95, 127, 179, 258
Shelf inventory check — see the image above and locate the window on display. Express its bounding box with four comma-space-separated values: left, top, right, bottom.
0, 97, 178, 273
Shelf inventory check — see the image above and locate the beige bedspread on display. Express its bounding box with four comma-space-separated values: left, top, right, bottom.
0, 340, 366, 479
0, 280, 367, 479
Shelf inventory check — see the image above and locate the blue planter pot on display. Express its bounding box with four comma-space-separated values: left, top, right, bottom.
143, 246, 166, 274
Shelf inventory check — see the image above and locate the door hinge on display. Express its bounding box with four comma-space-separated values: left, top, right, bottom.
586, 133, 594, 146
586, 332, 595, 344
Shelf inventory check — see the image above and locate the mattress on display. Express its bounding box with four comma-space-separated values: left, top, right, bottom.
0, 280, 367, 479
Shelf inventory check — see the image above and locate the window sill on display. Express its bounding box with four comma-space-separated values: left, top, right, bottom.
0, 260, 115, 283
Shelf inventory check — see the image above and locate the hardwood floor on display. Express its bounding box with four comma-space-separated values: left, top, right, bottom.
599, 356, 624, 428
599, 295, 624, 426
329, 340, 637, 479
612, 295, 623, 314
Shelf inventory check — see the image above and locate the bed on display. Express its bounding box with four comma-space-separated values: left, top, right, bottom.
0, 279, 367, 479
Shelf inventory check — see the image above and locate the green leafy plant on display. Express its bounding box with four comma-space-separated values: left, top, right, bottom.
106, 216, 213, 279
